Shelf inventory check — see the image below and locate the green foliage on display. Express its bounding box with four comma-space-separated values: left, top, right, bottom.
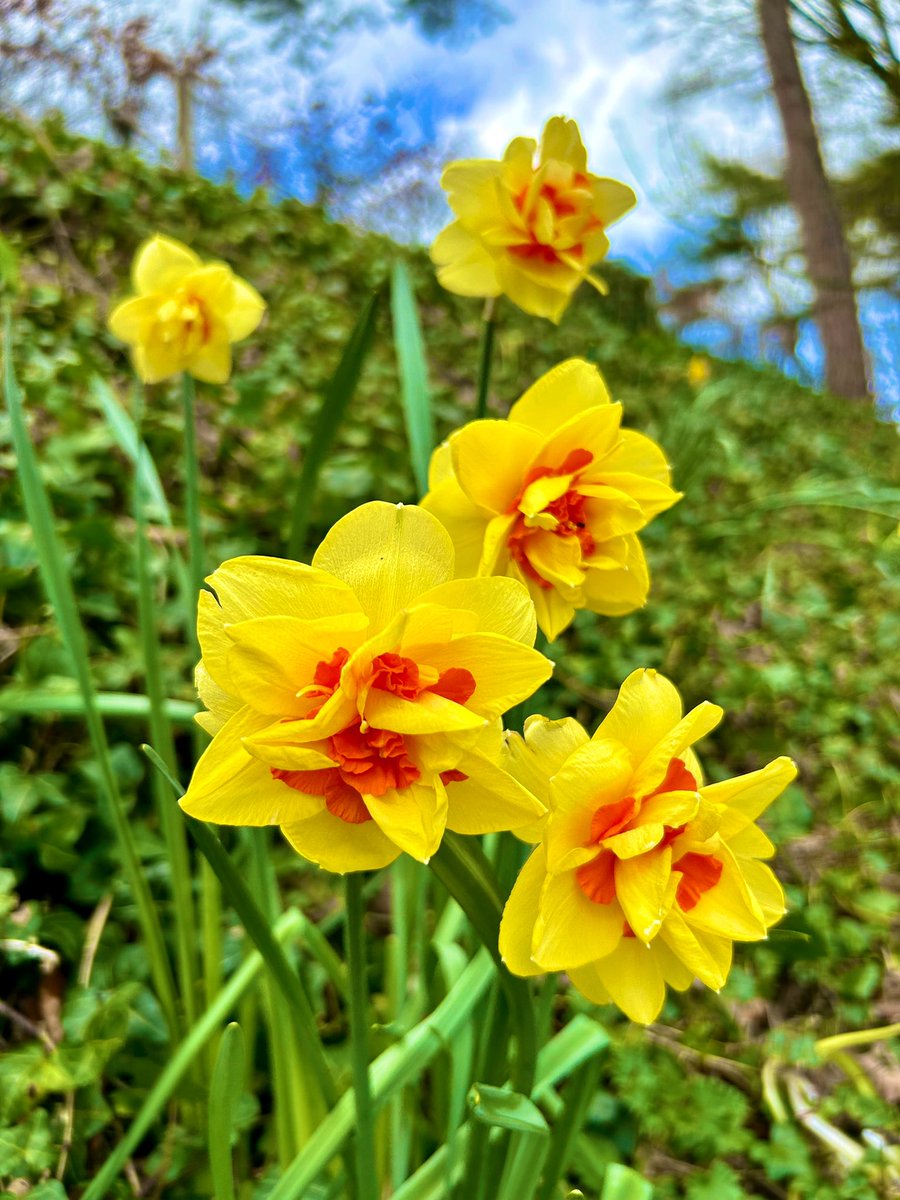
1, 112, 898, 1199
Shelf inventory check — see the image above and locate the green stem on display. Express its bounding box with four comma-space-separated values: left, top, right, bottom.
180, 372, 205, 613
3, 312, 178, 1041
0, 691, 198, 722
474, 298, 497, 420
534, 1056, 602, 1200
345, 873, 378, 1200
429, 832, 537, 1096
133, 383, 198, 1037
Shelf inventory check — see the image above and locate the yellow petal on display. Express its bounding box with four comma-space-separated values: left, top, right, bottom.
242, 692, 359, 767
365, 779, 447, 862
427, 439, 455, 490
416, 576, 536, 644
509, 359, 611, 435
580, 486, 649, 540
363, 688, 486, 735
225, 276, 266, 340
199, 557, 363, 697
499, 846, 548, 977
534, 870, 624, 970
439, 159, 504, 223
659, 909, 732, 991
588, 938, 667, 1023
737, 858, 786, 925
615, 848, 674, 944
432, 221, 501, 297
107, 295, 156, 344
566, 963, 612, 1005
195, 661, 241, 736
544, 738, 635, 872
494, 259, 573, 323
312, 502, 453, 633
631, 701, 724, 797
592, 668, 684, 769
180, 706, 324, 825
590, 176, 638, 228
223, 612, 368, 715
281, 809, 400, 873
136, 332, 183, 383
420, 477, 492, 578
534, 404, 623, 475
187, 322, 232, 384
525, 574, 577, 641
587, 473, 680, 523
450, 421, 542, 515
412, 633, 552, 720
444, 750, 544, 834
132, 233, 200, 293
503, 715, 590, 800
701, 757, 797, 823
521, 530, 585, 590
539, 116, 588, 171
680, 845, 768, 941
581, 536, 650, 616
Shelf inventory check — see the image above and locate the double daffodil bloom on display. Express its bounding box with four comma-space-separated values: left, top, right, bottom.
108, 234, 265, 384
422, 359, 680, 640
499, 669, 796, 1023
180, 502, 551, 873
432, 116, 636, 322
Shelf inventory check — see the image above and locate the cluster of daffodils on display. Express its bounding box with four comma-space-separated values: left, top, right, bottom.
109, 115, 796, 1024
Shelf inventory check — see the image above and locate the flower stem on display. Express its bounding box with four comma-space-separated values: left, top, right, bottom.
429, 832, 537, 1097
180, 372, 205, 618
474, 297, 496, 420
345, 873, 378, 1200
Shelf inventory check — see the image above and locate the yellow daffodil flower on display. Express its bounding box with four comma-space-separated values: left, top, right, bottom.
421, 359, 681, 640
499, 668, 796, 1023
180, 502, 551, 873
108, 234, 265, 384
431, 116, 636, 322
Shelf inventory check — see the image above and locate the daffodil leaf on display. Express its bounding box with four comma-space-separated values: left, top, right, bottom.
391, 259, 434, 495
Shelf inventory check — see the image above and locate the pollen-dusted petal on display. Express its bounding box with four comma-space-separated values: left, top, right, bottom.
132, 233, 200, 293
539, 115, 588, 172
416, 576, 537, 644
544, 738, 634, 872
432, 221, 502, 296
509, 359, 611, 434
534, 870, 624, 970
365, 778, 448, 863
363, 687, 486, 735
499, 846, 548, 977
450, 421, 543, 515
107, 295, 156, 344
631, 701, 724, 797
588, 938, 667, 1024
180, 707, 325, 825
313, 502, 454, 633
589, 176, 638, 228
281, 808, 401, 873
701, 757, 798, 823
592, 668, 684, 768
444, 750, 544, 835
659, 908, 732, 991
614, 848, 674, 944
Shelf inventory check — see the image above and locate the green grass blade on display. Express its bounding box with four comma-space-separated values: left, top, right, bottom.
268, 950, 495, 1200
534, 1056, 602, 1200
80, 910, 302, 1200
3, 311, 178, 1039
0, 689, 197, 722
142, 746, 340, 1113
601, 1164, 654, 1200
390, 261, 434, 494
287, 289, 381, 558
345, 873, 378, 1200
209, 1022, 245, 1200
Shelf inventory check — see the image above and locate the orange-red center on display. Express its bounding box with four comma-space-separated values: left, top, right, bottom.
507, 448, 595, 589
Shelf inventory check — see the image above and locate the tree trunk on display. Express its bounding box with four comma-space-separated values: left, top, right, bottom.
757, 0, 869, 399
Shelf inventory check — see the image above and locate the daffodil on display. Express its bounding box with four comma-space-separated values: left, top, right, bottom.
499, 669, 796, 1023
108, 234, 265, 384
432, 116, 636, 322
180, 502, 551, 873
421, 359, 680, 640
